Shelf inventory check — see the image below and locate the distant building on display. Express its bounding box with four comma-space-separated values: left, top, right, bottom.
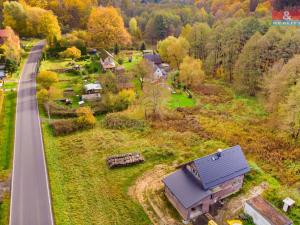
115, 66, 125, 76
162, 145, 250, 222
244, 196, 293, 225
100, 56, 116, 72
143, 53, 162, 66
84, 83, 102, 94
153, 65, 167, 80
116, 73, 133, 91
82, 93, 101, 101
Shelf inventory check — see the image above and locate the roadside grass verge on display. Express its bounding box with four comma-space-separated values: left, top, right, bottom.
0, 91, 17, 225
0, 91, 16, 175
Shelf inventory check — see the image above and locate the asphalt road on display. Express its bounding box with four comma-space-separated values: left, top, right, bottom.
10, 41, 54, 225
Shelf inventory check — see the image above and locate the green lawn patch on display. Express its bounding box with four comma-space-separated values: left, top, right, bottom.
0, 91, 16, 225
122, 53, 142, 71
0, 92, 16, 173
3, 82, 17, 90
167, 92, 196, 109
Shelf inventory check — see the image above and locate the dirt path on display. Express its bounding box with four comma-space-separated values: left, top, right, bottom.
129, 165, 183, 225
214, 182, 268, 224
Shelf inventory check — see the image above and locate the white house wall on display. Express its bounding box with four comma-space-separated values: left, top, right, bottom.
244, 202, 272, 225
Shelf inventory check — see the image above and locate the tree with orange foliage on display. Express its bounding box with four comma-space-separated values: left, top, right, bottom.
87, 7, 131, 49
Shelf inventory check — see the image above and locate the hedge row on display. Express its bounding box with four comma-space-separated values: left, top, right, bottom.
44, 102, 77, 118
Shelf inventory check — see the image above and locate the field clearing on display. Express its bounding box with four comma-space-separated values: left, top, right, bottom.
122, 52, 142, 70
167, 92, 196, 109
43, 77, 300, 224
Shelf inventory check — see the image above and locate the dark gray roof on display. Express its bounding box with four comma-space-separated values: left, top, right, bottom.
162, 168, 212, 209
194, 145, 250, 190
143, 54, 162, 65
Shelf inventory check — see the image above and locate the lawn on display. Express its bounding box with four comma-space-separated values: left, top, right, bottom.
167, 92, 196, 109
3, 82, 17, 90
0, 91, 17, 225
0, 92, 16, 173
121, 52, 142, 71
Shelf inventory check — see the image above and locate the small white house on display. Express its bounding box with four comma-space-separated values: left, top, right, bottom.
153, 65, 167, 80
244, 196, 293, 225
84, 83, 102, 94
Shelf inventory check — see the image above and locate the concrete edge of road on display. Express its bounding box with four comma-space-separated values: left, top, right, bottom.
9, 41, 55, 225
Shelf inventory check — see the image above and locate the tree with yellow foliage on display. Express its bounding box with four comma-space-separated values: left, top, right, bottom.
26, 6, 61, 46
3, 1, 27, 35
37, 71, 59, 90
87, 7, 131, 49
59, 47, 81, 59
3, 1, 61, 46
76, 107, 96, 128
0, 26, 21, 64
179, 56, 205, 89
157, 36, 190, 70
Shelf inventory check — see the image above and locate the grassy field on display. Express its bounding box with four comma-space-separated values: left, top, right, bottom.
167, 92, 196, 109
42, 76, 300, 224
121, 52, 142, 70
0, 91, 17, 225
39, 52, 300, 224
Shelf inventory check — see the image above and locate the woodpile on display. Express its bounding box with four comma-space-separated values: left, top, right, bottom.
107, 153, 144, 168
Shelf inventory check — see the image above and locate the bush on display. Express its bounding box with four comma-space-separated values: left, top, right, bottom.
117, 58, 124, 65
59, 46, 81, 59
43, 102, 77, 118
103, 113, 146, 130
37, 71, 58, 89
50, 119, 79, 136
37, 88, 49, 103
85, 59, 100, 73
76, 107, 96, 128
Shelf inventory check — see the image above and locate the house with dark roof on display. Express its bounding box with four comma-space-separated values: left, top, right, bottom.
244, 196, 293, 225
143, 53, 162, 66
162, 145, 250, 221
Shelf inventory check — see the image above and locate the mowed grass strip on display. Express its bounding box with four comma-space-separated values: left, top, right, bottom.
0, 91, 16, 173
0, 91, 16, 225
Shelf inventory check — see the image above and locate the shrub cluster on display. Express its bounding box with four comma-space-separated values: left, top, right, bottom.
43, 102, 77, 118
50, 119, 79, 136
50, 107, 96, 136
103, 113, 146, 130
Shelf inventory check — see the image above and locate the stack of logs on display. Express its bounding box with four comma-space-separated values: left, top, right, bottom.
107, 153, 144, 169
